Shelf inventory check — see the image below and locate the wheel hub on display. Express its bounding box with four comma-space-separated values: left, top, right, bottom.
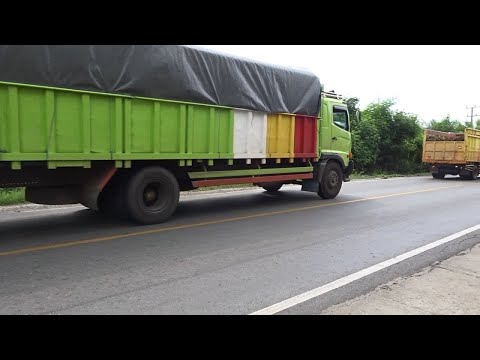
143, 186, 159, 207
329, 172, 339, 187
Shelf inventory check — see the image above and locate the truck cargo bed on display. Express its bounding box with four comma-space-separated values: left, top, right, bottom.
422, 128, 480, 164
0, 81, 319, 166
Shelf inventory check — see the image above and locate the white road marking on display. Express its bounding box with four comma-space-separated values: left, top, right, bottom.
250, 223, 480, 315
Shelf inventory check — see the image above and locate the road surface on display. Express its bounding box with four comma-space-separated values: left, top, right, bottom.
1, 176, 480, 314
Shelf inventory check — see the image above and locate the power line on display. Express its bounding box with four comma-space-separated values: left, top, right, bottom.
466, 105, 480, 127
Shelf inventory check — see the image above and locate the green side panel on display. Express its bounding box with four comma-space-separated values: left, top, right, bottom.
45, 90, 55, 154
188, 105, 210, 154
0, 82, 237, 163
319, 100, 331, 153
90, 95, 112, 154
7, 87, 20, 153
18, 87, 47, 153
55, 92, 83, 153
217, 108, 234, 157
179, 105, 187, 154
0, 86, 8, 152
124, 99, 132, 154
131, 99, 154, 153
114, 98, 124, 155
159, 102, 182, 153
48, 160, 91, 169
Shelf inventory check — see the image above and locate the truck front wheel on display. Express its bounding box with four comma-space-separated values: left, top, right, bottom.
318, 162, 343, 199
432, 173, 445, 179
125, 167, 180, 225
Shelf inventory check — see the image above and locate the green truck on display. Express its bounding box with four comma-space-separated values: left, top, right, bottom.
0, 45, 353, 224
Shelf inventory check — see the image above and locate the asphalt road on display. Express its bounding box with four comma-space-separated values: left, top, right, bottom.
1, 175, 480, 315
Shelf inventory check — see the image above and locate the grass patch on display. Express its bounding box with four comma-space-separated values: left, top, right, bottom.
0, 188, 26, 206
350, 172, 430, 180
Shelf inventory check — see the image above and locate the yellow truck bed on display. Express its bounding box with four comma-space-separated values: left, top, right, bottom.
422, 128, 480, 164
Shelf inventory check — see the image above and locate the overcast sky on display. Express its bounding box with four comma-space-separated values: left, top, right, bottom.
197, 45, 480, 126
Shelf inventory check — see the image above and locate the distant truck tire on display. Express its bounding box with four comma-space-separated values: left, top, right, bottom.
432, 173, 445, 179
125, 167, 180, 225
318, 161, 343, 199
459, 166, 478, 180
470, 166, 479, 180
260, 182, 283, 193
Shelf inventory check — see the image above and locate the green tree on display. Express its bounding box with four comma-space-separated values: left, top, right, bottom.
351, 115, 380, 172
348, 98, 424, 173
389, 111, 424, 173
345, 97, 360, 128
427, 115, 467, 132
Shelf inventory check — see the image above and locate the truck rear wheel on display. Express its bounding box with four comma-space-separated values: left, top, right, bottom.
125, 167, 180, 225
432, 173, 445, 179
470, 166, 479, 180
259, 182, 283, 193
318, 162, 343, 199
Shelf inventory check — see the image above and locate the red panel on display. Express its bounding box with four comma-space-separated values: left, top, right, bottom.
294, 115, 318, 158
191, 173, 313, 188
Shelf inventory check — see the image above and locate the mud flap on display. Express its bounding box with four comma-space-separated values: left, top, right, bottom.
344, 160, 354, 182
301, 160, 328, 193
301, 179, 319, 193
80, 166, 117, 210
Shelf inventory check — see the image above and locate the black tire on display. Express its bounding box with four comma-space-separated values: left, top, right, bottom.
125, 167, 180, 225
318, 162, 343, 199
470, 166, 479, 180
432, 173, 445, 179
260, 182, 283, 193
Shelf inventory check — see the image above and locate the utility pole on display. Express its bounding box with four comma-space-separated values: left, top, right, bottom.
466, 105, 480, 128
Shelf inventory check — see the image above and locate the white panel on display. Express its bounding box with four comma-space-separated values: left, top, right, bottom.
233, 110, 249, 155
233, 109, 267, 159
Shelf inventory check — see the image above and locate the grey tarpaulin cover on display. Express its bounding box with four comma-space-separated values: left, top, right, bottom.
0, 45, 321, 116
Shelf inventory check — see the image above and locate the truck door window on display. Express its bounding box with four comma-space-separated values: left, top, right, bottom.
333, 106, 349, 131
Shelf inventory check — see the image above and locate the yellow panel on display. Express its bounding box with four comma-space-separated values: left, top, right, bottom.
465, 128, 480, 162
267, 114, 295, 158
424, 151, 434, 161
423, 140, 465, 163
443, 151, 454, 161
445, 142, 457, 152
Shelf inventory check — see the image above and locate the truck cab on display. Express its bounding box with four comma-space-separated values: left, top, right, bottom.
320, 91, 353, 171
299, 90, 353, 199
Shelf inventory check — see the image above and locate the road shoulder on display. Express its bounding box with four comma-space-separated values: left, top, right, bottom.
321, 243, 480, 315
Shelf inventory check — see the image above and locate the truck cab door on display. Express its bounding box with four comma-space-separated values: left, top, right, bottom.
330, 105, 351, 164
